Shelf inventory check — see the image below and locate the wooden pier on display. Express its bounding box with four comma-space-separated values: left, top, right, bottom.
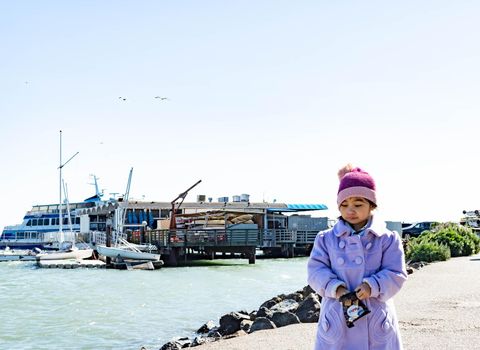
124, 228, 319, 266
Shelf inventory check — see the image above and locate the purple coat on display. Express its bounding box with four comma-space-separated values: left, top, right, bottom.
307, 216, 407, 350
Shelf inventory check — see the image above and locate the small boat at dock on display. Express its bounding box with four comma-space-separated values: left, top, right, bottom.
96, 244, 160, 261
0, 247, 39, 262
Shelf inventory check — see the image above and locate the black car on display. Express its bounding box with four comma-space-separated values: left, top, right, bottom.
402, 221, 438, 238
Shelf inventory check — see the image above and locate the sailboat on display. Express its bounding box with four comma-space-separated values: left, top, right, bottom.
36, 131, 93, 262
95, 168, 161, 263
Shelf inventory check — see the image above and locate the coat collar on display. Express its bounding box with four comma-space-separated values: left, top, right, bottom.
333, 215, 387, 237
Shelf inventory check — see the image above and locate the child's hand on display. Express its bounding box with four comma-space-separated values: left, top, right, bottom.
355, 282, 371, 300
336, 285, 348, 300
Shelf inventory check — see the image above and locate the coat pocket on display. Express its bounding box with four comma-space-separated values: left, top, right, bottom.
317, 302, 344, 344
369, 308, 396, 345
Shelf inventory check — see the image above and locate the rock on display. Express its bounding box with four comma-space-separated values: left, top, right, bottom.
410, 261, 428, 269
270, 299, 299, 313
175, 337, 192, 348
302, 285, 316, 299
192, 336, 207, 346
256, 306, 273, 319
218, 311, 251, 335
240, 319, 253, 332
270, 311, 300, 327
206, 329, 222, 339
295, 293, 321, 323
249, 317, 277, 333
159, 341, 183, 350
196, 320, 216, 334
406, 266, 415, 275
259, 296, 282, 309
284, 292, 304, 302
249, 310, 257, 321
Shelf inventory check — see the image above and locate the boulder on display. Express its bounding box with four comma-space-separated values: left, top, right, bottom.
301, 285, 316, 299
240, 319, 253, 332
159, 341, 183, 350
270, 311, 301, 327
196, 320, 216, 334
256, 306, 273, 319
284, 292, 304, 302
270, 299, 299, 313
259, 296, 282, 310
218, 311, 251, 335
249, 317, 277, 333
295, 293, 321, 323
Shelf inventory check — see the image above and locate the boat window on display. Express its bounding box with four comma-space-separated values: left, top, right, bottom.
76, 217, 80, 224
38, 205, 48, 211
32, 219, 38, 226
26, 219, 32, 226
44, 218, 50, 225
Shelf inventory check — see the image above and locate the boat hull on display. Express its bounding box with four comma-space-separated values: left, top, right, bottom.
0, 249, 38, 262
96, 245, 160, 261
36, 249, 93, 261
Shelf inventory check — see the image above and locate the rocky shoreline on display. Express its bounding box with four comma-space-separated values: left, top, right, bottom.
146, 261, 425, 350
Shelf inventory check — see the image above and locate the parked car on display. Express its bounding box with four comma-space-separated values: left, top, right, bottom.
402, 221, 438, 238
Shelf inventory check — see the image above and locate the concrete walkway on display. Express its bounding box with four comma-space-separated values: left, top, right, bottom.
196, 254, 480, 350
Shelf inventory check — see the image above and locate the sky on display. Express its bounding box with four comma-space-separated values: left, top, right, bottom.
1, 1, 480, 230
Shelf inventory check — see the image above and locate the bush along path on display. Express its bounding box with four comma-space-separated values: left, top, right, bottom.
405, 222, 480, 263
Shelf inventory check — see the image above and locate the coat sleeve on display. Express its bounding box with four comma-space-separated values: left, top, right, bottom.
307, 232, 346, 299
363, 232, 407, 302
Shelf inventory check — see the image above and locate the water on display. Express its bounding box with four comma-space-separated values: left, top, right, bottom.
0, 257, 309, 350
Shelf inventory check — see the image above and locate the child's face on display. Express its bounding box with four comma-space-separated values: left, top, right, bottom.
339, 197, 372, 228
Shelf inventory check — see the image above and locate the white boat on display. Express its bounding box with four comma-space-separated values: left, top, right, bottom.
36, 246, 93, 261
33, 131, 94, 263
96, 245, 160, 261
0, 247, 39, 262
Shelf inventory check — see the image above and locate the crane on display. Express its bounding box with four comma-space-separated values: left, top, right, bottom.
169, 180, 202, 229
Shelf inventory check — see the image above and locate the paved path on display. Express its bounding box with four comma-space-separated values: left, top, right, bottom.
196, 254, 480, 350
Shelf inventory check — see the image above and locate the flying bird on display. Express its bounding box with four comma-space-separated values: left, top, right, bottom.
118, 97, 126, 101
154, 96, 169, 100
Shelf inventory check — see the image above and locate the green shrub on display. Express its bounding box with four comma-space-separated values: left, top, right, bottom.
406, 240, 451, 263
417, 223, 480, 257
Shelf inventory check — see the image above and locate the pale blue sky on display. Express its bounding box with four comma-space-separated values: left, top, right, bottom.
1, 1, 480, 230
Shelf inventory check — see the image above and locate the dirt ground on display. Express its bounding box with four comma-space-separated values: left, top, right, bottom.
195, 254, 480, 350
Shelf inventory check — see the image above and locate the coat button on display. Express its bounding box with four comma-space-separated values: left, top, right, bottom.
355, 257, 363, 265
339, 241, 346, 249
337, 257, 345, 265
365, 242, 372, 250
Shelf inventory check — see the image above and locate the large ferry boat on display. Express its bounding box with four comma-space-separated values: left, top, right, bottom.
0, 181, 104, 250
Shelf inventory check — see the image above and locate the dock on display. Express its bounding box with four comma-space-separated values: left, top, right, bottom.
37, 259, 106, 269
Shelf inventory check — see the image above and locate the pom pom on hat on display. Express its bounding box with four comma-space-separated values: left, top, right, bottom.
337, 164, 376, 207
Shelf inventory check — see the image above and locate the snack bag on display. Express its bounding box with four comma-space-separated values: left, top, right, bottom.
339, 291, 370, 328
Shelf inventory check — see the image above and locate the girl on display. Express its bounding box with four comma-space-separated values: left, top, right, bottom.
307, 165, 407, 350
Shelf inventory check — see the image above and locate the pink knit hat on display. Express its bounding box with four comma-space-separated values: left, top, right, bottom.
337, 164, 376, 207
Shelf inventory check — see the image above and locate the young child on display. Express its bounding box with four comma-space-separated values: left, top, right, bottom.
307, 165, 407, 350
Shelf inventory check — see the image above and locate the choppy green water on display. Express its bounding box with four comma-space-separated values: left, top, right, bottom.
0, 257, 308, 350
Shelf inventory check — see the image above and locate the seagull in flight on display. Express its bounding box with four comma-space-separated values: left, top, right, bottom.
154, 96, 169, 101
118, 96, 127, 101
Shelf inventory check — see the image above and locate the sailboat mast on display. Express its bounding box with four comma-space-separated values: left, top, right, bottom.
59, 130, 63, 236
